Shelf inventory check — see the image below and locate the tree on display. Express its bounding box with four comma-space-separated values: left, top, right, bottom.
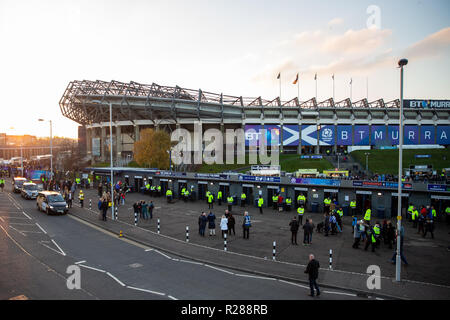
133, 129, 171, 169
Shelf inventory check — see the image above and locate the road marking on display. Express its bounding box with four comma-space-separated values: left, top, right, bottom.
278, 279, 311, 289
234, 274, 276, 281
203, 264, 235, 275
144, 249, 154, 252
152, 249, 173, 260
78, 264, 106, 273
35, 223, 47, 234
40, 242, 64, 255
51, 239, 66, 256
75, 260, 86, 264
323, 290, 357, 297
178, 259, 204, 266
168, 295, 178, 300
126, 286, 166, 296
0, 216, 29, 219
22, 212, 32, 220
9, 225, 26, 236
106, 272, 126, 287
7, 223, 33, 226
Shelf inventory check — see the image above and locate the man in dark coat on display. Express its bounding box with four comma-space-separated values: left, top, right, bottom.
289, 217, 299, 245
304, 254, 320, 297
198, 212, 207, 237
207, 211, 216, 236
303, 219, 313, 245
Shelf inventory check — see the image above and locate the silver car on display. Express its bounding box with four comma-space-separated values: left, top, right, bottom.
21, 182, 39, 200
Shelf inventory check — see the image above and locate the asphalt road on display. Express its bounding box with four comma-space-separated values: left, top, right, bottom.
0, 184, 376, 300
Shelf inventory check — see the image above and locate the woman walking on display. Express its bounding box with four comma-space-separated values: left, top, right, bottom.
220, 214, 228, 239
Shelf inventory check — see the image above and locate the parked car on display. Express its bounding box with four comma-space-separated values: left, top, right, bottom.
21, 182, 39, 200
36, 191, 68, 215
12, 177, 27, 193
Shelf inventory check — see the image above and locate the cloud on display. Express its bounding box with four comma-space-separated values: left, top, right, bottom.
328, 17, 344, 27
321, 28, 392, 55
403, 27, 450, 60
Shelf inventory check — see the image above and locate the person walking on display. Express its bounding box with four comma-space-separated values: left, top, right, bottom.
198, 212, 207, 237
0, 178, 4, 192
303, 219, 313, 245
304, 254, 321, 297
423, 218, 434, 239
242, 211, 251, 239
352, 220, 362, 249
324, 213, 330, 237
220, 215, 228, 239
227, 213, 236, 236
308, 219, 315, 244
289, 216, 299, 245
207, 211, 216, 236
297, 205, 305, 225
386, 221, 396, 249
258, 196, 264, 214
208, 193, 214, 209
101, 198, 108, 221
148, 201, 154, 219
141, 201, 149, 220
417, 211, 425, 235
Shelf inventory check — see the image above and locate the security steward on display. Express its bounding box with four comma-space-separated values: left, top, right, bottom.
217, 190, 223, 206
208, 192, 214, 209
324, 196, 331, 214
258, 196, 264, 214
166, 189, 173, 203
227, 195, 234, 212
78, 190, 84, 208
297, 205, 305, 225
240, 192, 246, 207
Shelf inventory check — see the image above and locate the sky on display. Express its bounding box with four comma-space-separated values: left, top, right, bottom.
0, 0, 449, 139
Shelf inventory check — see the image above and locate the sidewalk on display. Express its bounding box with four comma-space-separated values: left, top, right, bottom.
70, 186, 450, 300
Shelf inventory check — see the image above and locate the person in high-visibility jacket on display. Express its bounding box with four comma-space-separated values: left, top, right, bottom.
208, 193, 214, 209
337, 207, 344, 230
206, 191, 211, 204
87, 178, 91, 189
297, 206, 305, 225
364, 208, 371, 225
407, 205, 414, 221
285, 197, 292, 211
445, 206, 450, 225
272, 194, 278, 210
227, 195, 233, 212
240, 192, 246, 207
297, 194, 306, 207
350, 200, 357, 217
324, 197, 331, 214
412, 207, 419, 228
365, 222, 380, 252
157, 185, 161, 196
217, 190, 222, 206
184, 188, 190, 201
78, 190, 84, 208
166, 189, 173, 203
258, 196, 264, 214
431, 206, 437, 220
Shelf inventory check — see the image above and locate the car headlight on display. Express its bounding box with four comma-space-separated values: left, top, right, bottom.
66, 204, 69, 208
49, 206, 54, 209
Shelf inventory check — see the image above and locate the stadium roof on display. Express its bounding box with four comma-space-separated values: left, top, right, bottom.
60, 80, 404, 125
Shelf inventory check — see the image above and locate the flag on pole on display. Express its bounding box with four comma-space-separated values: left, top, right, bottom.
314, 73, 317, 80
293, 73, 299, 85
350, 78, 352, 84
277, 72, 280, 79
332, 74, 334, 80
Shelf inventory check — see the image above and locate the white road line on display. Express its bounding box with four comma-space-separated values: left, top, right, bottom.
152, 249, 173, 260
7, 223, 33, 226
375, 297, 384, 301
323, 290, 357, 297
51, 239, 66, 256
8, 225, 26, 236
168, 295, 178, 300
234, 274, 276, 281
178, 259, 204, 266
0, 216, 28, 219
20, 231, 43, 234
144, 249, 154, 252
75, 260, 86, 265
40, 242, 64, 255
22, 212, 32, 220
35, 223, 47, 234
126, 286, 166, 296
278, 279, 310, 289
106, 272, 126, 287
78, 264, 106, 273
203, 264, 235, 275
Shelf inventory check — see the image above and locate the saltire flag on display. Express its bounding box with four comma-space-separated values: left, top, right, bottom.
277, 72, 280, 79
293, 73, 299, 84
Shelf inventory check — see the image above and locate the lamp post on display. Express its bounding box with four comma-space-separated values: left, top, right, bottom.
396, 58, 408, 282
38, 119, 53, 179
92, 100, 115, 221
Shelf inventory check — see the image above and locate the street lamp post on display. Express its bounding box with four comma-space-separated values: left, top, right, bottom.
396, 58, 408, 282
92, 100, 115, 221
38, 119, 53, 180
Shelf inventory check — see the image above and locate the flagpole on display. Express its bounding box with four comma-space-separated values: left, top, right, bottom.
315, 75, 318, 101
350, 79, 352, 101
279, 75, 282, 104
366, 77, 369, 101
332, 75, 335, 101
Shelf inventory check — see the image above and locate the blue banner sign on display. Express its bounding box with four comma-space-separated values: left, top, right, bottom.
420, 126, 435, 145
337, 125, 352, 146
427, 184, 450, 192
404, 126, 419, 145
319, 125, 335, 146
437, 126, 450, 145
238, 175, 281, 183
194, 173, 229, 179
353, 180, 412, 190
414, 154, 431, 159
290, 178, 341, 187
354, 125, 370, 145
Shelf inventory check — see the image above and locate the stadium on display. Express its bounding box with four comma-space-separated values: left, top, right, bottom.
60, 79, 450, 164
